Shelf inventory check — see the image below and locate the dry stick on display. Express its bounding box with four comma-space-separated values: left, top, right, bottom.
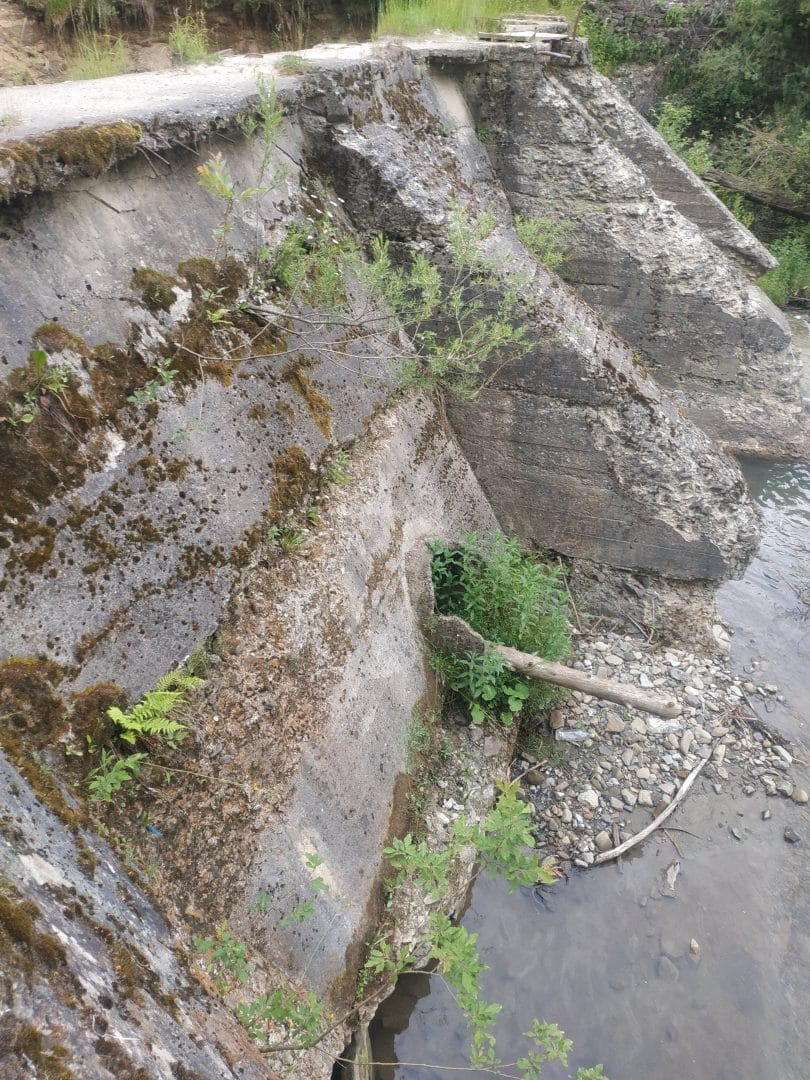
593, 751, 712, 865
493, 644, 681, 719
662, 828, 683, 858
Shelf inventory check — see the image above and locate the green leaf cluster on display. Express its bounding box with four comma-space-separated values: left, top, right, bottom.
85, 669, 203, 804
429, 532, 569, 725
2, 347, 71, 429
194, 920, 250, 992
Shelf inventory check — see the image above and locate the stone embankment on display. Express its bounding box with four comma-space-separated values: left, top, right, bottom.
521, 629, 808, 868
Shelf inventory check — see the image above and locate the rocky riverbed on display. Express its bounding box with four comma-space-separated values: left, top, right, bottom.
517, 628, 808, 869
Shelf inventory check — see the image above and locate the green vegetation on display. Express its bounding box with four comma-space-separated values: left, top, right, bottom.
126, 357, 177, 404
429, 533, 570, 725
65, 32, 130, 80
758, 231, 810, 307
168, 12, 218, 65
515, 214, 573, 271
85, 670, 202, 803
580, 12, 664, 76
377, 0, 577, 38
648, 0, 810, 306
193, 781, 606, 1077
653, 99, 714, 176
2, 348, 70, 429
275, 53, 311, 74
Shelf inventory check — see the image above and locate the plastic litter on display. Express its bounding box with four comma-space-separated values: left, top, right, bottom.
554, 729, 588, 743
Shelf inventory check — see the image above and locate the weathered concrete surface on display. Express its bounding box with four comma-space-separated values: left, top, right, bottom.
297, 52, 759, 596
439, 51, 804, 454
0, 127, 397, 697
0, 750, 272, 1080
121, 395, 498, 998
557, 66, 775, 276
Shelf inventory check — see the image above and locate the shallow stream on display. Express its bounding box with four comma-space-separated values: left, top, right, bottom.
370, 315, 810, 1080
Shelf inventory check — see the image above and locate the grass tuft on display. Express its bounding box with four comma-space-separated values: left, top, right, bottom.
168, 12, 219, 65
65, 33, 130, 80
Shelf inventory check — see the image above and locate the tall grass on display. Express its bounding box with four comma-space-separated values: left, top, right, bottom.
65, 33, 130, 79
377, 0, 579, 38
168, 12, 219, 65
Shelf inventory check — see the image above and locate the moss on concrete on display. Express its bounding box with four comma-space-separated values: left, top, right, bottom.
0, 121, 142, 202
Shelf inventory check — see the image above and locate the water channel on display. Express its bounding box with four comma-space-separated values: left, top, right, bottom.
369, 315, 810, 1080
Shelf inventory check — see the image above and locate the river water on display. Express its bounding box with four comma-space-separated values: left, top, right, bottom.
370, 315, 810, 1080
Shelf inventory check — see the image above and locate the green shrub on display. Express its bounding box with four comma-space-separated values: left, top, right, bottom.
757, 230, 810, 308
579, 12, 658, 75
430, 532, 569, 724
653, 98, 714, 175
514, 214, 573, 271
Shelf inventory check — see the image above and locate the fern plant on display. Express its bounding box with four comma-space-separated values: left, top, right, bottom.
86, 750, 146, 803
85, 670, 203, 804
107, 671, 202, 748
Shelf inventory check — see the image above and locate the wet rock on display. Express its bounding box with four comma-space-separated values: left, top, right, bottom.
660, 932, 686, 960
657, 955, 679, 982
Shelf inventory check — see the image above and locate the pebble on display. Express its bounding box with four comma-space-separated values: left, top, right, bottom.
578, 788, 599, 810
762, 809, 772, 820
595, 830, 612, 852
784, 827, 802, 844
521, 628, 804, 867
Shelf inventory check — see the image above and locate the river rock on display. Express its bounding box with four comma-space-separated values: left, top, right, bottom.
595, 830, 613, 852
784, 827, 802, 844
605, 716, 626, 734
656, 956, 679, 983
791, 788, 809, 804
578, 788, 600, 810
549, 709, 565, 730
638, 789, 654, 807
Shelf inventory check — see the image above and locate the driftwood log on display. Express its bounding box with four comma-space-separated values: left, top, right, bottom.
703, 168, 810, 222
428, 614, 682, 719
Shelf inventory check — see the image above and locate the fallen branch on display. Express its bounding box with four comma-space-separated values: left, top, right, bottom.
703, 168, 810, 222
593, 751, 712, 865
428, 614, 682, 718
494, 644, 681, 719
